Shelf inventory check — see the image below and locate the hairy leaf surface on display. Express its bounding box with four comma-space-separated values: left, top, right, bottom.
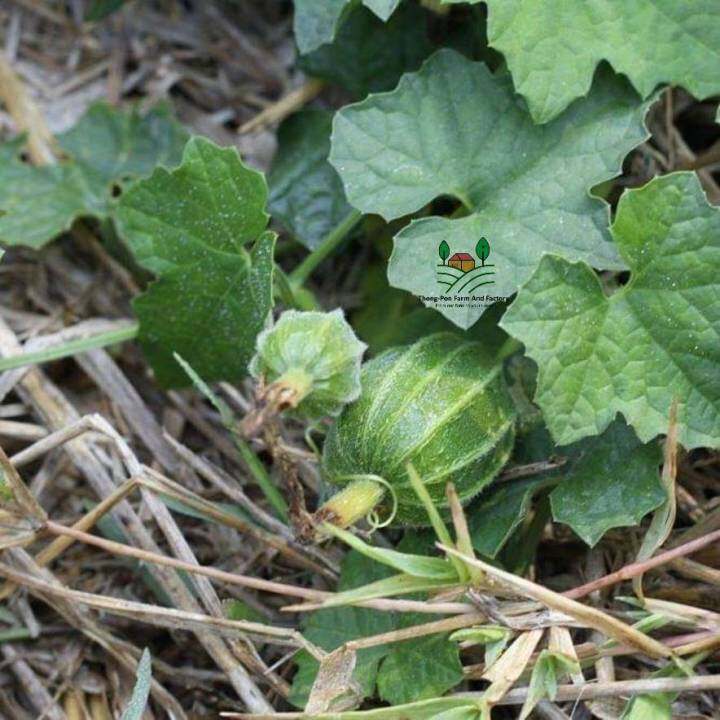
550, 421, 664, 545
0, 103, 187, 248
481, 0, 720, 123
330, 49, 649, 329
116, 138, 274, 386
501, 173, 720, 448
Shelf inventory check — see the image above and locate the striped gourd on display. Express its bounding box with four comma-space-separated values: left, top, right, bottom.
320, 332, 516, 526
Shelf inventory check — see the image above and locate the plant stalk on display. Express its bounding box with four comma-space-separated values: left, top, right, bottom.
315, 478, 386, 530
289, 209, 362, 286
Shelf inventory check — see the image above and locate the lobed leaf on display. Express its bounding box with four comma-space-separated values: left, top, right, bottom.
550, 420, 665, 546
116, 137, 275, 386
293, 0, 401, 54
481, 0, 720, 123
291, 551, 462, 708
298, 3, 432, 97
0, 103, 187, 249
330, 49, 649, 329
501, 172, 720, 448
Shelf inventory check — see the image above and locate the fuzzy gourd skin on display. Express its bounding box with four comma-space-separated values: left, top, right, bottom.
321, 333, 516, 525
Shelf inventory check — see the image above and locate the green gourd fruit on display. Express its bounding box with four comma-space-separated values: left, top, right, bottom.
319, 332, 516, 526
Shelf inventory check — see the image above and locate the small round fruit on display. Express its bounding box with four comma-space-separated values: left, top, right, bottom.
320, 332, 516, 526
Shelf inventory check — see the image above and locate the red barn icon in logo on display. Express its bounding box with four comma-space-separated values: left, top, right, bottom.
448, 252, 475, 272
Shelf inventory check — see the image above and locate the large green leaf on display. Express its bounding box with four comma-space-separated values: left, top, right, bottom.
116, 137, 275, 387
330, 49, 649, 329
501, 172, 720, 449
480, 0, 720, 123
550, 421, 664, 546
293, 0, 401, 54
0, 103, 187, 249
299, 3, 432, 97
268, 111, 352, 250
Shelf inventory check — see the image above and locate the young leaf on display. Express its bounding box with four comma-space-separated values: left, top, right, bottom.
330, 49, 649, 329
519, 649, 580, 720
550, 420, 665, 546
501, 172, 720, 449
268, 111, 353, 250
120, 648, 152, 720
0, 103, 187, 248
116, 137, 275, 386
482, 0, 720, 123
299, 3, 432, 97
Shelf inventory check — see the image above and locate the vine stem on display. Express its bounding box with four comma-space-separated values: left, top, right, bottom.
289, 209, 362, 286
0, 321, 139, 371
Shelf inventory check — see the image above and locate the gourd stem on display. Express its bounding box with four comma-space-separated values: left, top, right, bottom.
275, 367, 314, 407
289, 209, 363, 286
495, 336, 524, 362
316, 477, 387, 530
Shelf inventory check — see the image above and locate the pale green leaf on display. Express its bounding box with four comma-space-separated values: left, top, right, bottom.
268, 111, 352, 250
363, 0, 401, 21
482, 0, 720, 123
116, 137, 275, 387
0, 103, 187, 249
120, 649, 152, 720
330, 49, 649, 329
501, 172, 720, 449
519, 650, 580, 720
318, 573, 454, 609
550, 421, 664, 546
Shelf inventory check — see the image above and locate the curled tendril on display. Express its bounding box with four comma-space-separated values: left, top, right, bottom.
303, 422, 325, 461
355, 474, 398, 533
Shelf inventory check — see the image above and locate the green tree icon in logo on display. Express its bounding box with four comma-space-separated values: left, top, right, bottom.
476, 237, 490, 266
438, 240, 450, 265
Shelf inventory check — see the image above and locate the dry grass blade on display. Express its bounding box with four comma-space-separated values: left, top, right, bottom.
439, 544, 674, 659
0, 560, 324, 659
305, 647, 361, 714
483, 629, 544, 707
42, 518, 326, 601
